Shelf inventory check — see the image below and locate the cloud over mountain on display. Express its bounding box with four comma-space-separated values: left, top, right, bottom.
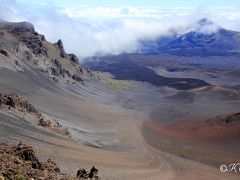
1, 1, 240, 59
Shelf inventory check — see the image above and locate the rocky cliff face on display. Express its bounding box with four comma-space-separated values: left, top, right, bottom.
0, 21, 94, 84
56, 39, 66, 58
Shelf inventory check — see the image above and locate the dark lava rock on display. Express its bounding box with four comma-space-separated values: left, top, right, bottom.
0, 143, 65, 179
72, 74, 83, 82
53, 59, 62, 70
51, 59, 69, 78
14, 142, 42, 169
222, 113, 240, 124
51, 67, 60, 77
0, 47, 9, 57
0, 93, 41, 118
3, 22, 48, 56
38, 118, 62, 129
56, 39, 66, 58
2, 21, 35, 33
77, 166, 99, 180
65, 69, 71, 77
68, 53, 79, 64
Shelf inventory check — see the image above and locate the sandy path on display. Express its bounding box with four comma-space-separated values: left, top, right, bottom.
1, 107, 237, 180
34, 117, 239, 180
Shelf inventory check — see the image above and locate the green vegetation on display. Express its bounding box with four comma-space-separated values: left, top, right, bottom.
97, 72, 137, 91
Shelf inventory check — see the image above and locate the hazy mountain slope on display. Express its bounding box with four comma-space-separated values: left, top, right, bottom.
85, 20, 240, 90
166, 86, 240, 102
139, 19, 240, 56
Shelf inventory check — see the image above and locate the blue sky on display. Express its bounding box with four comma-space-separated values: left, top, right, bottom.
17, 0, 240, 8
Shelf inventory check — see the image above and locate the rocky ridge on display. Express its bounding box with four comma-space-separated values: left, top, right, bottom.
0, 93, 69, 136
139, 18, 240, 56
0, 21, 94, 84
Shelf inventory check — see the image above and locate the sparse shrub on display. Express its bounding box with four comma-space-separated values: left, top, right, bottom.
11, 174, 25, 180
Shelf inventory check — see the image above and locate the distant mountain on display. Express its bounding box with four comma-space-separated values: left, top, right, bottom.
84, 19, 240, 89
139, 19, 240, 56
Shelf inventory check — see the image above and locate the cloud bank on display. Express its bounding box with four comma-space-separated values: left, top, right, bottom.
1, 1, 240, 59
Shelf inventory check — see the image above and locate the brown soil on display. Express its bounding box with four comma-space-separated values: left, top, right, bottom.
142, 113, 240, 167
143, 113, 240, 143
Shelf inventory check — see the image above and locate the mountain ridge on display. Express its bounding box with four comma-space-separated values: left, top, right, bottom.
138, 18, 240, 57
0, 20, 94, 84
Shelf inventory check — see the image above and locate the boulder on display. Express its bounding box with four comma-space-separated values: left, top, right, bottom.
222, 113, 240, 124
14, 142, 42, 169
0, 48, 9, 57
76, 166, 99, 180
65, 69, 71, 77
53, 59, 62, 70
56, 39, 66, 58
68, 53, 79, 64
72, 74, 83, 82
51, 67, 60, 77
89, 166, 98, 179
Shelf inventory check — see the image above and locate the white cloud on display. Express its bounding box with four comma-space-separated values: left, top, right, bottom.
61, 6, 195, 19
0, 2, 240, 59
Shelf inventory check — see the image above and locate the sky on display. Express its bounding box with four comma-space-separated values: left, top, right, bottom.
17, 0, 240, 8
1, 0, 240, 59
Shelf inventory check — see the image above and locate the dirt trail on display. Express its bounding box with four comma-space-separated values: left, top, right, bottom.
0, 69, 238, 179
0, 109, 237, 180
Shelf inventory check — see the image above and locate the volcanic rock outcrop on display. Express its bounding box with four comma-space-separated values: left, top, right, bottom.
0, 93, 69, 135
76, 166, 99, 180
0, 142, 65, 179
56, 39, 66, 58
222, 113, 240, 124
0, 21, 94, 84
0, 93, 40, 115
